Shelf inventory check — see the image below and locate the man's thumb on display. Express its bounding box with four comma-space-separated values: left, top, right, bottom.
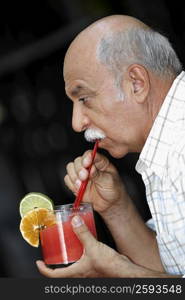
71, 215, 95, 247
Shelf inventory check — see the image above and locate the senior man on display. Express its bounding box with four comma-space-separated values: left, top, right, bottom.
37, 15, 185, 277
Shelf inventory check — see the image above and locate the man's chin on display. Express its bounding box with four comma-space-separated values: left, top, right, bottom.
102, 146, 128, 159
110, 152, 128, 159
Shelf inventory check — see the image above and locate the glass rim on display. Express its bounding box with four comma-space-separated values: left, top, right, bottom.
53, 202, 92, 212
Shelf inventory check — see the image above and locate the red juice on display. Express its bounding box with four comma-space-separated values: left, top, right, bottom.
40, 209, 97, 267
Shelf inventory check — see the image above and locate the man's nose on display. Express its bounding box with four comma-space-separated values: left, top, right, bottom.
72, 104, 90, 132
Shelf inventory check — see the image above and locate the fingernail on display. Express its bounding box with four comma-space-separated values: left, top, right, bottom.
72, 215, 84, 228
75, 179, 81, 188
79, 169, 87, 180
83, 156, 90, 166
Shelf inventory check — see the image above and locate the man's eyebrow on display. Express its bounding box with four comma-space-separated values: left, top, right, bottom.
69, 85, 96, 98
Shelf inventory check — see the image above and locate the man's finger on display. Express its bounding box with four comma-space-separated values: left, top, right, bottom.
93, 152, 110, 171
71, 215, 96, 248
64, 174, 78, 194
82, 151, 109, 172
36, 260, 82, 278
36, 260, 57, 277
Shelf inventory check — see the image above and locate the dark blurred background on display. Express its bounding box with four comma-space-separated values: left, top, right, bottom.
0, 0, 184, 277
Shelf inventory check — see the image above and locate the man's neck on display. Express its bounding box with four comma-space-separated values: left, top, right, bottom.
149, 73, 175, 122
140, 73, 176, 149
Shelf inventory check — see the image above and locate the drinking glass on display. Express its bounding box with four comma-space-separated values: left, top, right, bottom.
40, 203, 97, 268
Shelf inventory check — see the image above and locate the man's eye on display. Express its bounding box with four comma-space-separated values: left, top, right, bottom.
79, 97, 88, 103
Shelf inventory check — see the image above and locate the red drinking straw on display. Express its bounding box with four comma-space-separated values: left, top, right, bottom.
73, 140, 99, 209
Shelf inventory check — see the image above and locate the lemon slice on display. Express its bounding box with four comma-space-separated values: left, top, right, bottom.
19, 192, 54, 218
20, 208, 55, 247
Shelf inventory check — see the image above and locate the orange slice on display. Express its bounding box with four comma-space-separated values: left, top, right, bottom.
20, 208, 55, 247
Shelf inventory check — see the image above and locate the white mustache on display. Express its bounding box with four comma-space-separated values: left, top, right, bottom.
84, 128, 106, 142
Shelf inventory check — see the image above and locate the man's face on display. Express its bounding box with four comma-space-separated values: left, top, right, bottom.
64, 49, 143, 158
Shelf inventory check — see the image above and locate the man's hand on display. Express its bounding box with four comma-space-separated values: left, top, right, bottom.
36, 216, 175, 278
36, 215, 123, 277
36, 215, 136, 278
64, 151, 130, 215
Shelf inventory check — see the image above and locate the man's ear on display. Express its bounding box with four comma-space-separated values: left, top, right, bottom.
127, 64, 150, 103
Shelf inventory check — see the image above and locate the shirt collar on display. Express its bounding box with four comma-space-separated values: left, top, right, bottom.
136, 71, 185, 178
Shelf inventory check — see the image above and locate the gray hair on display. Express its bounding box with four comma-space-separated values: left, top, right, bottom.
97, 27, 182, 91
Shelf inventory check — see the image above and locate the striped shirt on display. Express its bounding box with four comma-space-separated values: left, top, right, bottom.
135, 71, 185, 275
